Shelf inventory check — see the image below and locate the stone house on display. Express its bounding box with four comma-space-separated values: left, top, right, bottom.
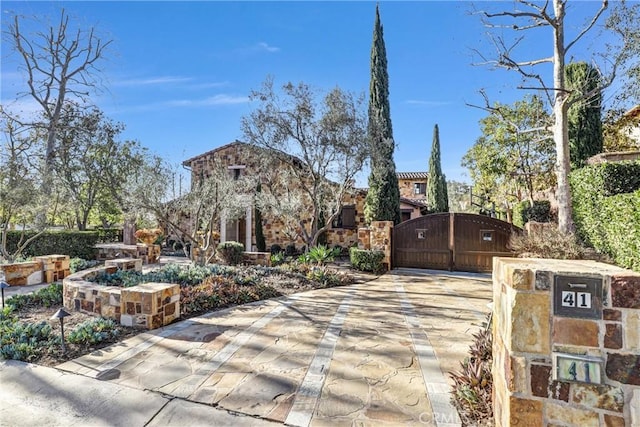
397, 172, 429, 221
181, 141, 427, 251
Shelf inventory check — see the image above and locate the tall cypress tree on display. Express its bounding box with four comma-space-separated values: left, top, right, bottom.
364, 4, 401, 225
426, 124, 449, 213
566, 62, 603, 169
254, 182, 266, 251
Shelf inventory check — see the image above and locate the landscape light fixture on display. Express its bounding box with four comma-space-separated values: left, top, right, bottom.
0, 281, 9, 309
51, 308, 72, 353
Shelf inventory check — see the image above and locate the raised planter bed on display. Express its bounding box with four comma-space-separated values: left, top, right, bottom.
94, 243, 161, 264
62, 265, 179, 330
1, 255, 70, 286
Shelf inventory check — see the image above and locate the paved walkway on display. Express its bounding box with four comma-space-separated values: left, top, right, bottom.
1, 269, 492, 427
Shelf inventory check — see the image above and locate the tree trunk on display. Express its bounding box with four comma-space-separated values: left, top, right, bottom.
553, 0, 575, 235
123, 219, 136, 245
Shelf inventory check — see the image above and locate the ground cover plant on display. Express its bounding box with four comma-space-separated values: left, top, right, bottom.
0, 283, 136, 365
3, 259, 367, 367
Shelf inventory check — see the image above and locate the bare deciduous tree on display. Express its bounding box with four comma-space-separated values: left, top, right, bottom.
5, 8, 112, 208
473, 0, 636, 234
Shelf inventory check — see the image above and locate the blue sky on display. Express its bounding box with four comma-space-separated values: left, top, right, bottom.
1, 1, 620, 186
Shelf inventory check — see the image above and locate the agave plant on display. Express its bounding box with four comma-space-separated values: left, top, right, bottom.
449, 314, 493, 426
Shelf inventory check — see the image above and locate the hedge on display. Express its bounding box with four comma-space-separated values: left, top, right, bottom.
512, 200, 551, 228
570, 161, 640, 272
93, 228, 122, 243
3, 230, 100, 260
349, 247, 385, 274
216, 241, 244, 265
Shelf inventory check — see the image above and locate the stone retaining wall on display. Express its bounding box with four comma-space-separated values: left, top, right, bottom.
105, 258, 142, 272
95, 243, 161, 264
1, 255, 70, 286
493, 257, 640, 426
242, 251, 271, 267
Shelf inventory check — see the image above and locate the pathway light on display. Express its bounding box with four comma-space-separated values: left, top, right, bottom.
51, 308, 72, 353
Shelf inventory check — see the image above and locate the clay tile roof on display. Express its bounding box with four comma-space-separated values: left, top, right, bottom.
400, 197, 428, 207
396, 172, 428, 180
182, 140, 248, 166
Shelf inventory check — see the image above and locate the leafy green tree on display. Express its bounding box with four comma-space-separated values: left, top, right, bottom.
566, 62, 604, 168
426, 125, 449, 213
52, 101, 130, 230
447, 181, 474, 213
364, 5, 401, 225
242, 78, 368, 249
602, 108, 640, 152
462, 96, 555, 214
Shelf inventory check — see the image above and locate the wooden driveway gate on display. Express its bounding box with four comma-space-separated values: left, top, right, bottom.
392, 213, 520, 272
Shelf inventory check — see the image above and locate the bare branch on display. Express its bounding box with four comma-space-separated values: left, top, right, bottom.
566, 0, 608, 53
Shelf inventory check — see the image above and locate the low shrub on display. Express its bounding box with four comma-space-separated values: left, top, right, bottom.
67, 318, 120, 345
91, 270, 144, 287
306, 245, 341, 265
449, 315, 493, 427
270, 252, 286, 266
270, 244, 283, 254
5, 283, 63, 311
306, 266, 349, 287
512, 200, 551, 228
349, 247, 385, 274
216, 241, 245, 265
285, 243, 297, 257
180, 281, 224, 315
508, 226, 587, 260
69, 258, 101, 273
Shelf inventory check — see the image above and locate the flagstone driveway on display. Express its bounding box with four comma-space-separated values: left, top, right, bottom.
57, 269, 492, 427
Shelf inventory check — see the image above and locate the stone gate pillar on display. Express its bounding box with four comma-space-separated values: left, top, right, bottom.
370, 221, 393, 270
493, 257, 640, 426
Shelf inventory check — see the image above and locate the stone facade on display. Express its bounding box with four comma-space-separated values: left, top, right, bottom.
357, 221, 393, 271
1, 255, 70, 286
397, 173, 428, 199
63, 266, 180, 330
182, 141, 427, 252
182, 141, 368, 251
242, 252, 271, 267
493, 257, 640, 426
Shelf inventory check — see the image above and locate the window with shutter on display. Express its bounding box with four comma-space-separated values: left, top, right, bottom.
340, 205, 356, 229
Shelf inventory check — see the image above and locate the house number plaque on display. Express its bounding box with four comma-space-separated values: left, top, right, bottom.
553, 353, 603, 384
553, 275, 602, 319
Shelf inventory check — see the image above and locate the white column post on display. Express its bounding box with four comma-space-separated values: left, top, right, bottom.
245, 205, 252, 250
